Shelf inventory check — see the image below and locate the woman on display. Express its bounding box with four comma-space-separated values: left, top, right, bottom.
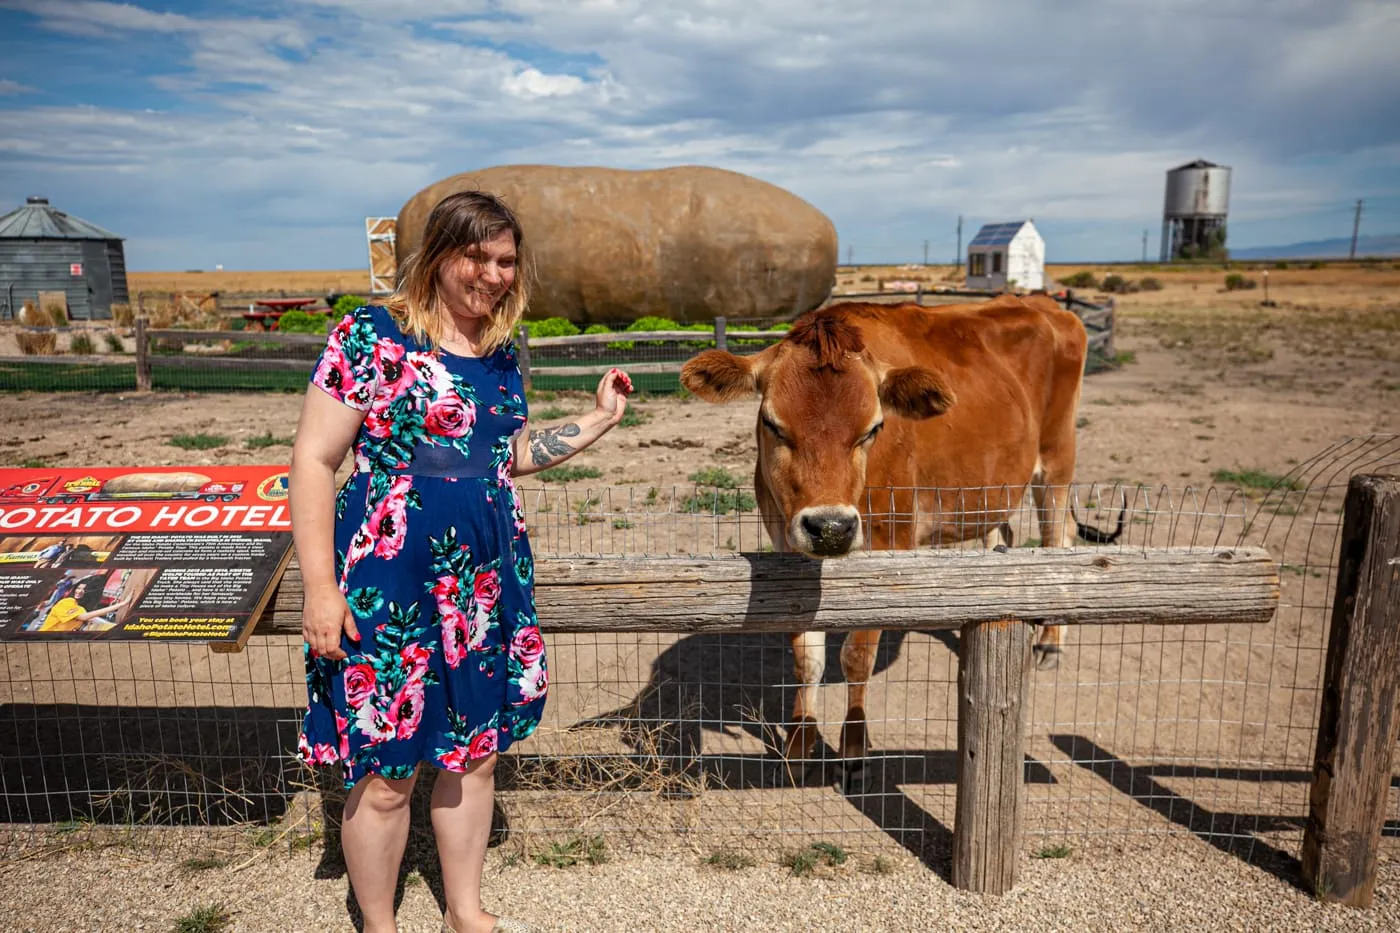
291, 190, 631, 933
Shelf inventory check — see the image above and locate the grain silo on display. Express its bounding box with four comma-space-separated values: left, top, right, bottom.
1160, 160, 1231, 261
0, 196, 130, 320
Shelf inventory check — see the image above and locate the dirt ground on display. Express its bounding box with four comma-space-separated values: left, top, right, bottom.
2, 266, 1399, 931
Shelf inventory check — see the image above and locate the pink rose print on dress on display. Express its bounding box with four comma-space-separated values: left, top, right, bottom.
425, 393, 475, 438
298, 733, 338, 766
468, 728, 498, 759
366, 476, 413, 559
433, 575, 471, 668
335, 711, 351, 762
374, 340, 415, 396
466, 569, 501, 652
437, 744, 470, 770
411, 352, 456, 395
313, 343, 355, 401
513, 661, 548, 706
388, 681, 425, 740
364, 400, 395, 440
344, 663, 377, 709
510, 625, 545, 668
399, 643, 431, 681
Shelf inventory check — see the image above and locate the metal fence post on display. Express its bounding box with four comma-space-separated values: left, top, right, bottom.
714, 316, 727, 352
1301, 473, 1400, 907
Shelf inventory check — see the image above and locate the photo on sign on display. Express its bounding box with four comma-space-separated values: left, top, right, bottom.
20, 566, 158, 634
0, 534, 123, 567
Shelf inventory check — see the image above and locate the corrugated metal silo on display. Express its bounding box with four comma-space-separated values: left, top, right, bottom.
0, 196, 130, 320
1160, 160, 1232, 261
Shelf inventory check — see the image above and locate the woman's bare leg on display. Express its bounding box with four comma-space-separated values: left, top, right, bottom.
342, 772, 418, 933
432, 754, 499, 933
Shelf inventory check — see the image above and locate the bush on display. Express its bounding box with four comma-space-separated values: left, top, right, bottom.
1100, 274, 1133, 294
626, 316, 679, 333
104, 333, 124, 353
1223, 273, 1257, 291
110, 303, 134, 326
276, 310, 332, 334
522, 317, 581, 339
583, 323, 611, 335
1137, 277, 1163, 291
17, 332, 57, 355
1061, 271, 1098, 289
69, 333, 96, 355
1308, 260, 1324, 270
333, 294, 368, 317
1274, 261, 1290, 270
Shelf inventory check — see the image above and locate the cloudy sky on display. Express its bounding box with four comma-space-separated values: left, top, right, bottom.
1, 0, 1397, 270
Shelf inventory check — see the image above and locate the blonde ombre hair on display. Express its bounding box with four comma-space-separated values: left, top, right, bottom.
385, 190, 533, 355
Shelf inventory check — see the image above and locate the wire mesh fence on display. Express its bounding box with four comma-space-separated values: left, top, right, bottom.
2, 436, 1396, 869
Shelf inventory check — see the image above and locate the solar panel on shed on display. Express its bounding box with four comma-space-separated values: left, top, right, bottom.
968, 222, 1025, 248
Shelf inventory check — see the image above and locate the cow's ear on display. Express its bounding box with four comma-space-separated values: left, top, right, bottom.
681, 348, 771, 402
879, 366, 956, 419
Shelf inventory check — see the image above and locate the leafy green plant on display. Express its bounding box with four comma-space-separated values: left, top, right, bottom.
1224, 273, 1257, 291
179, 855, 226, 872
276, 310, 331, 334
532, 407, 570, 420
681, 489, 757, 514
173, 904, 231, 933
522, 317, 581, 338
1211, 468, 1301, 491
104, 333, 125, 353
533, 835, 607, 868
1137, 276, 1163, 291
704, 849, 756, 870
538, 465, 603, 483
688, 466, 742, 489
1100, 273, 1134, 294
70, 333, 96, 355
781, 848, 819, 877
1035, 844, 1073, 859
1061, 270, 1098, 289
333, 294, 367, 317
246, 431, 293, 449
169, 433, 228, 450
617, 407, 650, 428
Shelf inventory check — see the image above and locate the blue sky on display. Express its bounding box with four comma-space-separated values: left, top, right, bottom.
1, 0, 1397, 270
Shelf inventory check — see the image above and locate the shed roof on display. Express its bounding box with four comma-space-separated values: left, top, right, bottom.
0, 197, 123, 240
968, 220, 1033, 249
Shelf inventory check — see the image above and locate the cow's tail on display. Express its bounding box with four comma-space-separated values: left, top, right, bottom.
1073, 494, 1126, 545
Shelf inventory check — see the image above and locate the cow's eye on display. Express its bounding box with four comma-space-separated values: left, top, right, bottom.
761, 416, 790, 444
858, 422, 884, 446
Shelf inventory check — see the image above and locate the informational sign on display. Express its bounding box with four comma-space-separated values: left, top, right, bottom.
69, 263, 82, 276
0, 465, 294, 650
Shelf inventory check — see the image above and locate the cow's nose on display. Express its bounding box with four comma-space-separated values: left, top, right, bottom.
801, 513, 858, 550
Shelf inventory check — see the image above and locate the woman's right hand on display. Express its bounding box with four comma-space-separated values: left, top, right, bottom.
302, 582, 360, 661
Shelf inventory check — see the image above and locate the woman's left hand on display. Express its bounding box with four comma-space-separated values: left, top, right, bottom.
595, 368, 634, 426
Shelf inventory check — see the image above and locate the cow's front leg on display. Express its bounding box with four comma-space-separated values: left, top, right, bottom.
784, 630, 826, 782
839, 628, 881, 794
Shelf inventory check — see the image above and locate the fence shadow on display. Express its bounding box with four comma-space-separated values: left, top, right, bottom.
0, 703, 303, 826
1047, 734, 1312, 888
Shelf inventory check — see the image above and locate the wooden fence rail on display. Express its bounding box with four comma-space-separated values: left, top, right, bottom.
255, 544, 1279, 896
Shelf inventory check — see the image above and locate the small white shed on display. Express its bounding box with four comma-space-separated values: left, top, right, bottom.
966, 220, 1044, 291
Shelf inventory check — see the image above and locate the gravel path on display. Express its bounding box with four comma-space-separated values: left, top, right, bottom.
2, 837, 1396, 932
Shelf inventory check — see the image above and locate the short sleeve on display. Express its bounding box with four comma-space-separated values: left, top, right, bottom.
311, 308, 380, 411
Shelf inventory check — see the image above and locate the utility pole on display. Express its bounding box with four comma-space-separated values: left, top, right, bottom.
847, 244, 853, 266
1350, 199, 1363, 259
955, 215, 963, 266
1142, 229, 1148, 263
923, 239, 929, 266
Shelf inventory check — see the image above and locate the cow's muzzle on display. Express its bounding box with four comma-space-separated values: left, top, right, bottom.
790, 506, 862, 557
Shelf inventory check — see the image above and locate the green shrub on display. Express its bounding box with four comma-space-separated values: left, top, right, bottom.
69, 333, 96, 355
104, 333, 124, 353
1137, 277, 1163, 291
333, 294, 367, 317
1274, 261, 1290, 270
1100, 274, 1133, 294
583, 323, 611, 335
277, 310, 332, 334
523, 317, 581, 339
1061, 270, 1098, 289
1223, 273, 1257, 291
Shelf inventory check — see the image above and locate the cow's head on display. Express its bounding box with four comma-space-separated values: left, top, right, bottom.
680, 309, 955, 557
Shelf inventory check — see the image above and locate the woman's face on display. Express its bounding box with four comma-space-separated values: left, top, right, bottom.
435, 230, 518, 322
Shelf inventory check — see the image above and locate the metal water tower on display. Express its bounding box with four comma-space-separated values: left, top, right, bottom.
1160, 159, 1231, 261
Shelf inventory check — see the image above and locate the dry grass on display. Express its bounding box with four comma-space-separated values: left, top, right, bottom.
16, 332, 57, 355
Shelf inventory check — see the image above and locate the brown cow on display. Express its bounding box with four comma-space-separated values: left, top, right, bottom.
680, 295, 1116, 790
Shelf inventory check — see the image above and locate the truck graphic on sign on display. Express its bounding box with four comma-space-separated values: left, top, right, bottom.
0, 473, 245, 505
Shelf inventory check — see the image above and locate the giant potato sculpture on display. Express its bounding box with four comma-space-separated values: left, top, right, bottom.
396, 165, 837, 324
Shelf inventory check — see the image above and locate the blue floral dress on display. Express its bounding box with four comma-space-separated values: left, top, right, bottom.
297, 305, 546, 789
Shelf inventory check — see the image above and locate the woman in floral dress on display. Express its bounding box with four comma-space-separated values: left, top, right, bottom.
290, 191, 632, 933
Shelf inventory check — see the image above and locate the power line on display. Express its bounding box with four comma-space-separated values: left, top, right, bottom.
1350, 199, 1363, 259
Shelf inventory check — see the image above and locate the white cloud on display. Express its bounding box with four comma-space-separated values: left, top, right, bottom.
0, 0, 1396, 268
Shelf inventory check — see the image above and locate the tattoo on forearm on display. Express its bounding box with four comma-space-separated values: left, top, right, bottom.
529, 423, 581, 466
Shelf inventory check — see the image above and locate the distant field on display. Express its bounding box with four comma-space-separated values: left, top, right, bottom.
127, 269, 370, 295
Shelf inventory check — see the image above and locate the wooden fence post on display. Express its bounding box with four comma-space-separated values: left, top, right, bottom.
1104, 298, 1116, 360
516, 325, 532, 393
134, 316, 152, 391
1301, 474, 1400, 908
953, 618, 1032, 894
916, 284, 924, 305
714, 316, 727, 352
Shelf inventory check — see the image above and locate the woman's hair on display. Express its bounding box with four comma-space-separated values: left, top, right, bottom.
385, 190, 533, 355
